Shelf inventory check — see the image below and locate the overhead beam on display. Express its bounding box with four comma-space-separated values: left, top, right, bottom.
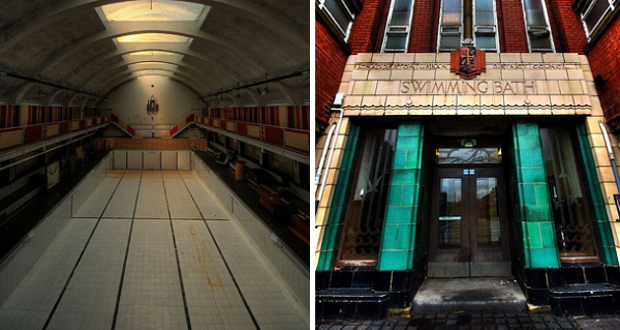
102, 72, 208, 97
98, 68, 212, 93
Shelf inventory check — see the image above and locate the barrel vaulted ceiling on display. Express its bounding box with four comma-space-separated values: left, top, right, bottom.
0, 0, 310, 107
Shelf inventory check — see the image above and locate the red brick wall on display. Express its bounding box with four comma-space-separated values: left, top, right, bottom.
409, 0, 438, 52
349, 0, 389, 54
588, 19, 620, 121
546, 0, 588, 52
498, 0, 530, 52
316, 19, 349, 125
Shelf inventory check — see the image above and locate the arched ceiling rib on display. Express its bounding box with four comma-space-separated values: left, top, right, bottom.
78, 53, 244, 93
0, 0, 309, 106
53, 44, 252, 88
97, 68, 214, 93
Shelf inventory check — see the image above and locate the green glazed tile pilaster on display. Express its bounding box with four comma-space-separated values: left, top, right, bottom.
512, 122, 560, 268
378, 122, 427, 271
575, 123, 618, 265
317, 124, 360, 271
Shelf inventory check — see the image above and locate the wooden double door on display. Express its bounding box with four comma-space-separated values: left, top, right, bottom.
428, 167, 511, 277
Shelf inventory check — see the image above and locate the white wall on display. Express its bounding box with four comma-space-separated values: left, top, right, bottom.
100, 76, 204, 137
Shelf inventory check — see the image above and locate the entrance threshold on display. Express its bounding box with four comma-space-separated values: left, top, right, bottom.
412, 278, 526, 312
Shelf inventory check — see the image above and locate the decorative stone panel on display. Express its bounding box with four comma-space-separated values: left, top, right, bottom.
340, 53, 595, 116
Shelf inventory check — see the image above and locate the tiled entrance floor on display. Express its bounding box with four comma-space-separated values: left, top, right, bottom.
0, 170, 307, 330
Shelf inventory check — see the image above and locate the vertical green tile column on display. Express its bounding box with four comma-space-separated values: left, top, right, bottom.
512, 122, 560, 268
316, 124, 360, 271
576, 123, 619, 265
378, 122, 426, 271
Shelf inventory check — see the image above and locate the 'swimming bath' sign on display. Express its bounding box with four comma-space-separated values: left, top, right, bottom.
400, 80, 536, 95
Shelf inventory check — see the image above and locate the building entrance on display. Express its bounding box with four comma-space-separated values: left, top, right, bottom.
428, 143, 511, 277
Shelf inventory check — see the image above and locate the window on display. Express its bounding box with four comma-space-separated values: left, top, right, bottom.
522, 0, 555, 52
438, 0, 499, 52
579, 0, 616, 38
540, 126, 598, 261
337, 127, 397, 266
316, 0, 360, 41
381, 0, 415, 52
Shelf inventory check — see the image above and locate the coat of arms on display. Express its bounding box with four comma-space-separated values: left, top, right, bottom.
450, 46, 486, 80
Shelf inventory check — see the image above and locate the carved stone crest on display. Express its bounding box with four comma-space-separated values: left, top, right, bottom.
450, 47, 486, 80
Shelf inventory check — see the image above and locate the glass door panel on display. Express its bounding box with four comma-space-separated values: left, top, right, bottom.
429, 168, 470, 276
475, 177, 500, 248
438, 178, 463, 250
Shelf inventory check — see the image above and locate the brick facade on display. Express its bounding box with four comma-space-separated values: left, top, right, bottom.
588, 18, 620, 122
349, 0, 388, 54
409, 0, 438, 52
546, 0, 588, 52
498, 0, 530, 52
315, 0, 619, 123
316, 18, 349, 124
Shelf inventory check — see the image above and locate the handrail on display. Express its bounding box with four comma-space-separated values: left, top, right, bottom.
198, 116, 310, 133
0, 117, 103, 132
0, 117, 109, 152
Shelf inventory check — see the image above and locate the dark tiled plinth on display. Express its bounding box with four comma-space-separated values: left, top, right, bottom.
316, 288, 389, 321
514, 260, 620, 316
316, 268, 425, 320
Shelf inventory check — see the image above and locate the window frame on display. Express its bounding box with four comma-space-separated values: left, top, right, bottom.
436, 0, 465, 52
335, 125, 398, 267
539, 124, 601, 263
580, 0, 616, 40
472, 0, 500, 52
316, 0, 357, 42
381, 0, 416, 52
520, 0, 556, 52
436, 0, 500, 52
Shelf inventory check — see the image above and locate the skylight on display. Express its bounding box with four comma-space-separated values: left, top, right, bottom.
122, 51, 184, 61
100, 1, 205, 22
117, 33, 190, 43
125, 51, 179, 56
129, 62, 179, 68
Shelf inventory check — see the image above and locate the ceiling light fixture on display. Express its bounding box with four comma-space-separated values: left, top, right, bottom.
146, 95, 159, 116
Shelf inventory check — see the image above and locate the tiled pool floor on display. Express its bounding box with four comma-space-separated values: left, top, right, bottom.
0, 170, 307, 330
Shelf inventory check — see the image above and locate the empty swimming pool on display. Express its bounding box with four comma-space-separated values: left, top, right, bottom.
0, 166, 308, 330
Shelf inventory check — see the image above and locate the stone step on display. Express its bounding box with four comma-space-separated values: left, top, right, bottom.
412, 277, 527, 312
316, 288, 389, 321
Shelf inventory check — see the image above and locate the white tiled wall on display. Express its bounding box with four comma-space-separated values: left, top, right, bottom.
161, 151, 177, 170
113, 150, 126, 169
126, 151, 143, 169
113, 149, 191, 171
143, 151, 161, 170
190, 153, 310, 316
0, 153, 114, 306
178, 151, 190, 170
